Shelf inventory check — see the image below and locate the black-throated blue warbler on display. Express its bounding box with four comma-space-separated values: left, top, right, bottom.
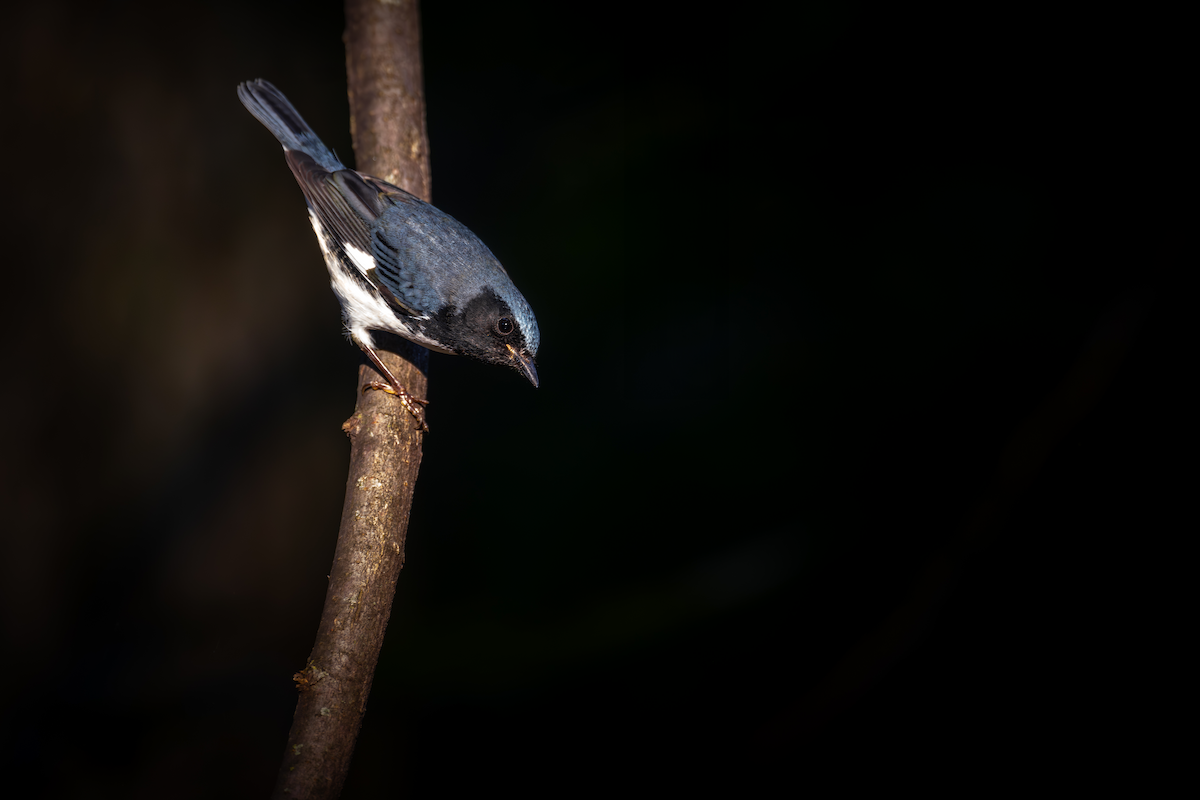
237, 80, 540, 432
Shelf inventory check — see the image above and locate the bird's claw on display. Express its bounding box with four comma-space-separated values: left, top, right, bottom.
363, 381, 430, 432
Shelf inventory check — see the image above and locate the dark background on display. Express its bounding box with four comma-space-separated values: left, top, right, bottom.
0, 2, 1183, 796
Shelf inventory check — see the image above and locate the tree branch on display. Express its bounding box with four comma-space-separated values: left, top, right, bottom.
272, 2, 430, 797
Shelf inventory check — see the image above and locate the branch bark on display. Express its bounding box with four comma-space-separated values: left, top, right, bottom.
272, 2, 430, 797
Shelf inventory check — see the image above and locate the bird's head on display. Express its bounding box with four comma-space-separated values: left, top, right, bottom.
438, 287, 540, 387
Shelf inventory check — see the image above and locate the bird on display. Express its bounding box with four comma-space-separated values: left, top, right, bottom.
237, 79, 540, 432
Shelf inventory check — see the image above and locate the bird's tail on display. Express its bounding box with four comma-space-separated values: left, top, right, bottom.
237, 79, 344, 172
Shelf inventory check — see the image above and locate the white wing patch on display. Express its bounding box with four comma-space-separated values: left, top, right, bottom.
343, 242, 376, 276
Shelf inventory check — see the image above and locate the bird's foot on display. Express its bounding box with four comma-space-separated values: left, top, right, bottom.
363, 381, 430, 432
356, 341, 430, 432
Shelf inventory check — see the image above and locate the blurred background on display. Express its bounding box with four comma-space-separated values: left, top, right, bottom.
0, 1, 1182, 796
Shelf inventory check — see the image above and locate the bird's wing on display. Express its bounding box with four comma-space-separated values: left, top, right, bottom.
283, 151, 430, 316
355, 177, 449, 316
284, 150, 379, 257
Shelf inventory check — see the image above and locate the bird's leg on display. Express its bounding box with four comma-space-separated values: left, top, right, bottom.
358, 342, 429, 433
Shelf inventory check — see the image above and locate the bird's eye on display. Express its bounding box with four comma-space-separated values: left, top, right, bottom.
495, 317, 514, 336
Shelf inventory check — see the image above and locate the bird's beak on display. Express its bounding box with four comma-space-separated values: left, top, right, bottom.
506, 344, 539, 388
